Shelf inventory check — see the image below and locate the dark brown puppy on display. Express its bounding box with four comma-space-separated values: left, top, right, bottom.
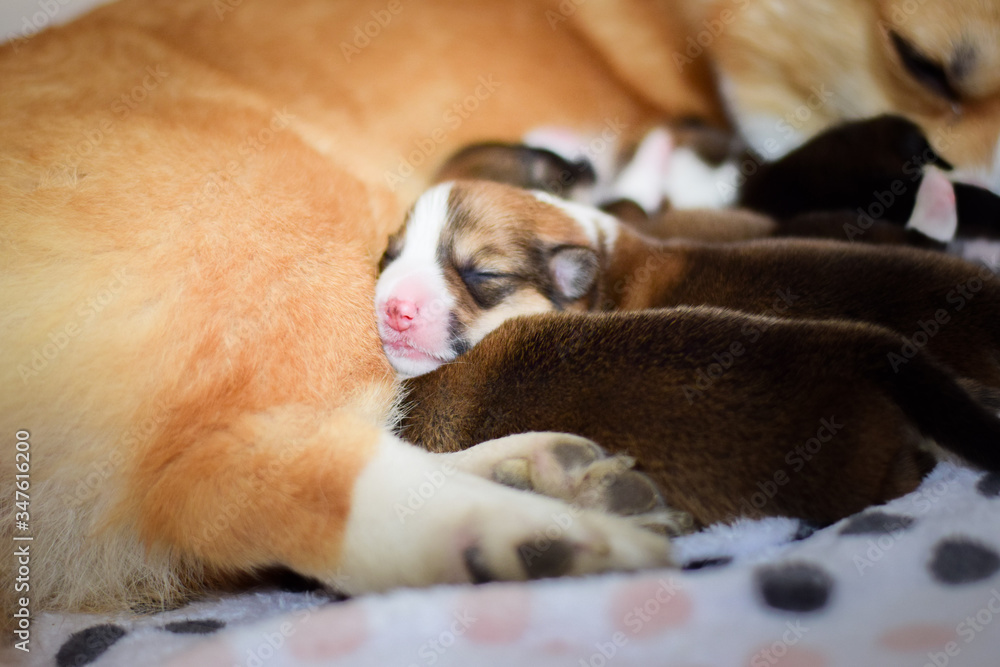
605, 230, 1000, 390
376, 181, 1000, 394
400, 309, 1000, 529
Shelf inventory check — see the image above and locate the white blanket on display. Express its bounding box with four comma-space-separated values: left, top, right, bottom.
22, 462, 1000, 667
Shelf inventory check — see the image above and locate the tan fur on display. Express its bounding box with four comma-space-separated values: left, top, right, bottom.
5, 0, 1000, 636
0, 0, 685, 630
703, 0, 1000, 181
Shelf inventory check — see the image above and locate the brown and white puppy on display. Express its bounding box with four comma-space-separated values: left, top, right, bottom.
400, 308, 1000, 528
375, 180, 1000, 395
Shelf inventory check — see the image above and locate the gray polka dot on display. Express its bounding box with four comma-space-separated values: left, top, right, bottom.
683, 556, 733, 571
840, 511, 915, 536
978, 473, 1000, 498
56, 624, 126, 667
163, 619, 225, 634
930, 538, 1000, 585
755, 562, 834, 613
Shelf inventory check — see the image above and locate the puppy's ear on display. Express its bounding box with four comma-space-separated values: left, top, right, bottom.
548, 246, 598, 301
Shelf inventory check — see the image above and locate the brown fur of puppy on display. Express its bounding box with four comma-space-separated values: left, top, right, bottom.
604, 229, 1000, 392
401, 308, 1000, 528
393, 181, 1000, 394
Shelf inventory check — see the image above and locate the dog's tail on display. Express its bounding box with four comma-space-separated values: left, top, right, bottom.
876, 349, 1000, 471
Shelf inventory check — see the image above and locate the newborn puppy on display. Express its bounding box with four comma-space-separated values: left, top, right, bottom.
441, 132, 959, 247
740, 115, 1000, 240
400, 308, 1000, 528
375, 181, 1000, 393
435, 142, 596, 198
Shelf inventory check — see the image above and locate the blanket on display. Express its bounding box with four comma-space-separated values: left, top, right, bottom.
22, 462, 1000, 667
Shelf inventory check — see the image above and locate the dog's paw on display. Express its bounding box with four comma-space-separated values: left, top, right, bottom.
334, 434, 675, 592
448, 432, 695, 536
456, 488, 675, 583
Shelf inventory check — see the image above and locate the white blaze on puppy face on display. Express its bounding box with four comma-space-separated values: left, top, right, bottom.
374, 183, 456, 378
376, 181, 608, 377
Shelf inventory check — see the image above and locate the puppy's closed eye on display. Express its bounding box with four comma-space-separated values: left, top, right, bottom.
459, 268, 519, 307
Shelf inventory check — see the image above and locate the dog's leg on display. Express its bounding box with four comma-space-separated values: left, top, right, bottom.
134, 408, 673, 596
431, 432, 695, 537
340, 431, 675, 589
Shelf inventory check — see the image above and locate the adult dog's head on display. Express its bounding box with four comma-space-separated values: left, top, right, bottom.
705, 0, 1000, 192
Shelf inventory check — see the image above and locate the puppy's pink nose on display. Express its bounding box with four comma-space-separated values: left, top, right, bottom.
385, 298, 418, 332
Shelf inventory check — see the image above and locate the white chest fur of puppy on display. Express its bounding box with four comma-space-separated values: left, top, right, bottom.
375, 181, 616, 377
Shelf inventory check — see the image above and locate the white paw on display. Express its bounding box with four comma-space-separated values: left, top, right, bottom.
335, 434, 675, 592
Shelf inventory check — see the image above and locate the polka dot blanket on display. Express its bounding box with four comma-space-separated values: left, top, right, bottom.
14, 462, 1000, 667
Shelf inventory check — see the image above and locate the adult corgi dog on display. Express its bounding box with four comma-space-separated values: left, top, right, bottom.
1, 0, 697, 636
5, 0, 1000, 642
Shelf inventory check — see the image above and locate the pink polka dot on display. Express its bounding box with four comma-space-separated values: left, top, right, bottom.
745, 645, 828, 667
879, 624, 957, 652
289, 604, 367, 659
457, 586, 532, 644
541, 639, 574, 654
609, 577, 692, 639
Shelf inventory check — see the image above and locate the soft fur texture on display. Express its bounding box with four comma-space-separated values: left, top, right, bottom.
4, 0, 1000, 642
1, 0, 686, 633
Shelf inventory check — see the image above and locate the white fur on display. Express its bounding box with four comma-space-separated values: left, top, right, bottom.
336, 433, 673, 592
400, 182, 453, 262
715, 71, 806, 160
374, 183, 456, 378
661, 147, 741, 210
609, 127, 674, 214
906, 166, 958, 243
